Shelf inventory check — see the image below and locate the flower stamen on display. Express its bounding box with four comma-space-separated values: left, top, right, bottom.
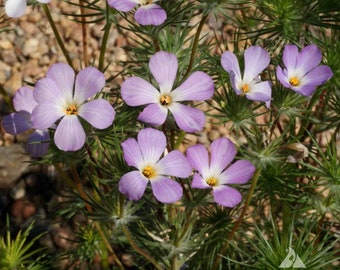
160, 95, 171, 106
241, 84, 249, 94
65, 104, 78, 115
139, 0, 153, 5
206, 177, 218, 187
289, 77, 300, 86
142, 165, 156, 179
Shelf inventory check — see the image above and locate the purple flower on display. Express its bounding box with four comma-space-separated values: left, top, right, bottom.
108, 0, 166, 26
119, 128, 192, 203
31, 63, 115, 152
2, 87, 50, 157
276, 44, 333, 96
186, 138, 255, 207
221, 46, 272, 108
121, 51, 214, 132
5, 0, 50, 18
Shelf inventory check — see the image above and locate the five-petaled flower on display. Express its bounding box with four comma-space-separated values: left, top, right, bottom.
2, 87, 50, 157
31, 63, 115, 152
221, 46, 272, 108
121, 51, 214, 132
108, 0, 166, 26
186, 138, 255, 207
119, 128, 192, 203
5, 0, 50, 18
276, 44, 333, 96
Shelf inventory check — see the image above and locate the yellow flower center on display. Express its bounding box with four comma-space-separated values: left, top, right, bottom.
289, 77, 300, 86
64, 104, 78, 115
142, 165, 157, 179
206, 177, 218, 187
139, 0, 153, 5
241, 84, 249, 94
160, 95, 171, 106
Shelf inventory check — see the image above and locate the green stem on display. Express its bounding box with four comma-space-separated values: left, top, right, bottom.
79, 0, 89, 67
42, 4, 74, 69
183, 14, 208, 78
98, 21, 112, 71
281, 202, 292, 250
0, 84, 14, 111
211, 168, 262, 270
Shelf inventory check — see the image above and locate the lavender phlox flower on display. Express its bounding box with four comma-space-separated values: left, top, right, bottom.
5, 0, 50, 18
31, 63, 115, 152
276, 44, 333, 96
108, 0, 166, 26
119, 128, 192, 203
121, 51, 214, 132
2, 87, 50, 157
186, 138, 255, 207
221, 46, 272, 108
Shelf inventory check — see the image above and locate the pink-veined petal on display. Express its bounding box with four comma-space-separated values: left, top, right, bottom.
26, 130, 50, 157
150, 177, 183, 203
74, 67, 105, 102
33, 78, 64, 104
2, 112, 31, 135
219, 160, 255, 185
186, 144, 210, 177
300, 65, 333, 88
138, 103, 168, 127
276, 66, 291, 88
119, 171, 148, 201
221, 51, 241, 79
107, 0, 137, 12
45, 63, 75, 102
78, 99, 115, 129
137, 128, 166, 164
282, 44, 299, 70
171, 71, 214, 102
5, 0, 26, 18
54, 115, 86, 151
157, 150, 192, 178
121, 77, 160, 106
213, 185, 242, 207
243, 46, 270, 81
191, 173, 210, 189
292, 84, 318, 97
135, 4, 167, 26
169, 103, 206, 132
296, 44, 322, 74
13, 87, 37, 113
121, 138, 144, 169
246, 81, 272, 103
210, 138, 236, 175
31, 104, 64, 130
149, 51, 177, 93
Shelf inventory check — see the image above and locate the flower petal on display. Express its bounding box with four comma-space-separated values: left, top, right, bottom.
246, 81, 272, 103
119, 171, 148, 201
54, 115, 86, 151
121, 77, 159, 106
210, 138, 236, 175
45, 63, 75, 102
135, 4, 167, 26
276, 66, 291, 88
78, 99, 115, 129
149, 51, 177, 93
282, 44, 299, 70
107, 0, 137, 12
296, 44, 322, 74
171, 71, 214, 101
191, 173, 210, 189
26, 130, 50, 157
150, 177, 183, 203
219, 160, 255, 185
300, 65, 333, 89
157, 150, 192, 178
74, 67, 105, 102
33, 78, 64, 104
13, 87, 37, 113
138, 103, 168, 127
169, 103, 206, 132
186, 144, 210, 177
31, 103, 64, 130
37, 0, 51, 3
213, 185, 242, 207
2, 112, 31, 135
243, 46, 270, 81
137, 128, 166, 164
221, 51, 241, 79
5, 0, 26, 18
121, 138, 143, 168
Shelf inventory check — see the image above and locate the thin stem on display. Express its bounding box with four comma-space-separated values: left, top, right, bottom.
79, 0, 89, 67
211, 168, 262, 270
98, 21, 112, 71
183, 14, 208, 78
42, 4, 74, 69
